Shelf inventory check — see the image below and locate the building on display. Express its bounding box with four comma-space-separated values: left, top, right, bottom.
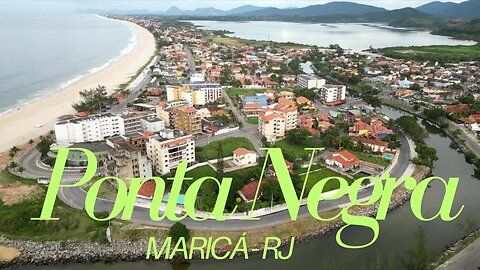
166, 84, 223, 106
140, 116, 165, 132
277, 106, 298, 132
258, 111, 286, 143
146, 131, 195, 175
174, 107, 202, 134
232, 148, 257, 166
319, 85, 347, 105
242, 103, 262, 116
122, 112, 150, 134
325, 150, 360, 170
55, 113, 125, 145
242, 94, 268, 106
156, 100, 189, 128
106, 136, 153, 181
297, 74, 326, 89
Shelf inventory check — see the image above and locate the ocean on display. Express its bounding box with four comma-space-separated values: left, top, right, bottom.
0, 13, 136, 115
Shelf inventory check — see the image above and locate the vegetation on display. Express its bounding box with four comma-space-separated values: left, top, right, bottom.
195, 137, 255, 162
0, 170, 108, 242
72, 85, 115, 113
379, 44, 480, 62
168, 222, 190, 243
401, 226, 431, 270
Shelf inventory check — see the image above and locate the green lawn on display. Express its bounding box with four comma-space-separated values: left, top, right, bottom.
275, 140, 313, 161
195, 137, 256, 162
245, 116, 259, 124
185, 165, 218, 180
0, 170, 108, 242
380, 45, 480, 62
353, 151, 390, 167
0, 170, 36, 185
300, 168, 353, 195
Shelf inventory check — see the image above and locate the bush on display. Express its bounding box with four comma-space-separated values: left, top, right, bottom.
168, 222, 190, 243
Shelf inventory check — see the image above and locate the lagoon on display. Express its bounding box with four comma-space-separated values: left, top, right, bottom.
189, 20, 476, 51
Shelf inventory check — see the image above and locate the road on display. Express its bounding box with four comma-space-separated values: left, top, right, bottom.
18, 131, 411, 230
184, 45, 196, 74
448, 120, 480, 157
437, 236, 480, 270
110, 70, 153, 114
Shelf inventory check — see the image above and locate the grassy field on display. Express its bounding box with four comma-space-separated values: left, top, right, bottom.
353, 151, 390, 167
301, 168, 353, 194
276, 140, 313, 161
380, 45, 480, 62
195, 137, 255, 162
185, 165, 218, 180
226, 88, 271, 97
212, 36, 309, 49
245, 116, 259, 124
0, 170, 108, 242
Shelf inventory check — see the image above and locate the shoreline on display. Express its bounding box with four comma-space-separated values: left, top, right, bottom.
0, 166, 429, 268
0, 16, 157, 153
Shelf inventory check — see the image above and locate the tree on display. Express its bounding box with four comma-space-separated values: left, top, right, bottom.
17, 166, 25, 174
72, 85, 112, 113
286, 128, 311, 146
28, 139, 34, 145
424, 108, 446, 121
409, 83, 421, 91
402, 227, 431, 270
216, 142, 224, 174
458, 95, 475, 104
168, 222, 190, 243
362, 94, 382, 108
8, 161, 18, 170
37, 136, 54, 157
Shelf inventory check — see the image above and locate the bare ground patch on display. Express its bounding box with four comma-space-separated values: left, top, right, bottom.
0, 183, 42, 205
0, 245, 20, 262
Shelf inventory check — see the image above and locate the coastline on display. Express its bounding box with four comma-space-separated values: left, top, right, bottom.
0, 17, 156, 153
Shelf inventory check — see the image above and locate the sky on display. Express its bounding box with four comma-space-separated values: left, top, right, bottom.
0, 0, 467, 13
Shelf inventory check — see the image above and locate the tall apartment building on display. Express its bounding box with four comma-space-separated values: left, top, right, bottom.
106, 136, 153, 181
156, 100, 189, 128
140, 116, 165, 132
146, 131, 195, 175
121, 112, 150, 134
297, 74, 326, 89
319, 85, 347, 105
258, 111, 286, 144
166, 84, 222, 106
55, 113, 125, 145
277, 106, 298, 131
174, 106, 202, 134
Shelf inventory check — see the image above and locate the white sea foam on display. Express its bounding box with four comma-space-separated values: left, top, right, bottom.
0, 15, 139, 117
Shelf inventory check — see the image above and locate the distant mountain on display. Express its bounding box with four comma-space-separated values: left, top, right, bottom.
366, 7, 434, 22
416, 1, 457, 16
416, 0, 480, 19
225, 5, 267, 15
164, 6, 184, 15
240, 1, 386, 16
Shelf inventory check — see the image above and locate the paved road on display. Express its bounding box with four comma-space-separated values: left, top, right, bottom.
19, 131, 411, 230
448, 120, 480, 157
437, 237, 480, 270
110, 71, 153, 114
184, 46, 196, 74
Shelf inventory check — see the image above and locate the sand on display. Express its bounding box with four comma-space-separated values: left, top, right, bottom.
0, 246, 20, 262
0, 19, 156, 153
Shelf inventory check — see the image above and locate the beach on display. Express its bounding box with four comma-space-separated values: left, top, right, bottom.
0, 18, 156, 153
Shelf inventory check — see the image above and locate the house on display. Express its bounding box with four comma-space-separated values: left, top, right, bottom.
242, 94, 268, 106
296, 96, 315, 110
326, 150, 360, 170
349, 121, 373, 136
352, 137, 390, 153
242, 103, 262, 116
232, 148, 258, 166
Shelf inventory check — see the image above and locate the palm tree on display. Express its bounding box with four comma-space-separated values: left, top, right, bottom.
8, 161, 18, 170
17, 166, 25, 174
28, 139, 34, 145
10, 146, 19, 153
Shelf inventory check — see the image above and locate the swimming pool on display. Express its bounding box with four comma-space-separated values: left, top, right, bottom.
383, 153, 394, 160
162, 193, 185, 205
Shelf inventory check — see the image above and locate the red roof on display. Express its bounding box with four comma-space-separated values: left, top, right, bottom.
138, 180, 156, 198
326, 150, 360, 168
296, 96, 311, 104
241, 181, 262, 201
233, 147, 256, 156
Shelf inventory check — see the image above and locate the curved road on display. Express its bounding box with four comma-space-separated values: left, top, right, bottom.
18, 133, 411, 231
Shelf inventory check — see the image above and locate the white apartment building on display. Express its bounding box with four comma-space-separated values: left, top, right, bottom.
278, 107, 298, 131
319, 85, 347, 104
258, 111, 286, 144
297, 74, 326, 89
166, 84, 223, 106
55, 113, 125, 145
140, 116, 165, 132
146, 132, 195, 175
